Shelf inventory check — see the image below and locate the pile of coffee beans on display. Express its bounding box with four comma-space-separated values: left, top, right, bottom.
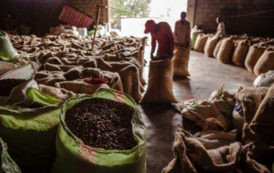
0, 79, 26, 96
65, 98, 137, 150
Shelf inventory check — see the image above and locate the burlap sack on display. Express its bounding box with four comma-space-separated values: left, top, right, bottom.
208, 87, 236, 123
193, 129, 237, 149
44, 63, 61, 71
233, 87, 268, 140
82, 68, 123, 92
217, 37, 234, 64
243, 84, 274, 163
254, 50, 274, 76
253, 70, 274, 87
63, 67, 82, 80
46, 56, 63, 65
194, 34, 208, 52
19, 59, 41, 72
0, 63, 33, 80
57, 80, 109, 95
175, 99, 229, 130
162, 129, 198, 173
37, 52, 54, 65
100, 71, 123, 92
204, 35, 219, 57
39, 84, 74, 100
163, 128, 270, 173
94, 58, 142, 101
173, 46, 190, 77
213, 38, 224, 58
0, 61, 16, 75
249, 84, 274, 142
141, 59, 177, 103
59, 64, 79, 72
36, 72, 66, 87
61, 57, 79, 65
35, 71, 50, 80
119, 65, 142, 101
232, 40, 249, 66
245, 45, 266, 73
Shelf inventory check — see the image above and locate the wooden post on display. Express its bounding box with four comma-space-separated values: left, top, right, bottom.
91, 5, 106, 51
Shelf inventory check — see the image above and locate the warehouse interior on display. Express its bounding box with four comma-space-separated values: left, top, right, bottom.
0, 0, 273, 173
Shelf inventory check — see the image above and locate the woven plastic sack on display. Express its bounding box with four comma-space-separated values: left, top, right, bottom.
52, 88, 146, 173
254, 50, 274, 76
232, 40, 249, 66
0, 138, 21, 173
0, 30, 18, 60
0, 88, 62, 173
245, 45, 265, 73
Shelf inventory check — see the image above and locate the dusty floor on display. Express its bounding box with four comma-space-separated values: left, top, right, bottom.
141, 51, 255, 173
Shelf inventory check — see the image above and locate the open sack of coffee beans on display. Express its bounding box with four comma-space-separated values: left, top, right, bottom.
52, 88, 146, 173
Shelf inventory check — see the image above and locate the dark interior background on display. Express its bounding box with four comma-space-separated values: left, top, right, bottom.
0, 0, 107, 36
0, 0, 273, 37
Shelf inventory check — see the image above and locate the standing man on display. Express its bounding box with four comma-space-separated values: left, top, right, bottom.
173, 11, 191, 77
174, 12, 191, 49
144, 20, 174, 60
216, 17, 226, 37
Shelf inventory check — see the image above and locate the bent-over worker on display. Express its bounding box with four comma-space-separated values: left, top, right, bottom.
144, 20, 174, 60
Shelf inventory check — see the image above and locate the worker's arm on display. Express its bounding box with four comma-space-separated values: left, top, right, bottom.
221, 23, 226, 36
168, 31, 174, 56
164, 23, 174, 56
173, 22, 178, 43
186, 23, 191, 49
150, 35, 156, 59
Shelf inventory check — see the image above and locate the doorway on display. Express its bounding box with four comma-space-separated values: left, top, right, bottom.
109, 0, 188, 37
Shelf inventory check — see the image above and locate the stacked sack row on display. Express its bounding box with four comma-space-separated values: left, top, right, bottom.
163, 84, 274, 173
0, 63, 146, 173
0, 30, 147, 173
0, 30, 147, 102
193, 33, 274, 76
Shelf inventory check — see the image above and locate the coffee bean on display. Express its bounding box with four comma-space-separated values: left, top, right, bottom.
65, 98, 137, 150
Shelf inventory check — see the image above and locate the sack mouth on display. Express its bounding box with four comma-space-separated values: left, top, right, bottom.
60, 88, 146, 154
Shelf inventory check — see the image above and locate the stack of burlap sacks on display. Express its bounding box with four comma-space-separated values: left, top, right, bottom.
162, 84, 274, 173
0, 31, 147, 173
194, 33, 274, 76
8, 33, 147, 102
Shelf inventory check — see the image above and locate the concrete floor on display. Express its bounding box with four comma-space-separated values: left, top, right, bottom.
140, 51, 256, 173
